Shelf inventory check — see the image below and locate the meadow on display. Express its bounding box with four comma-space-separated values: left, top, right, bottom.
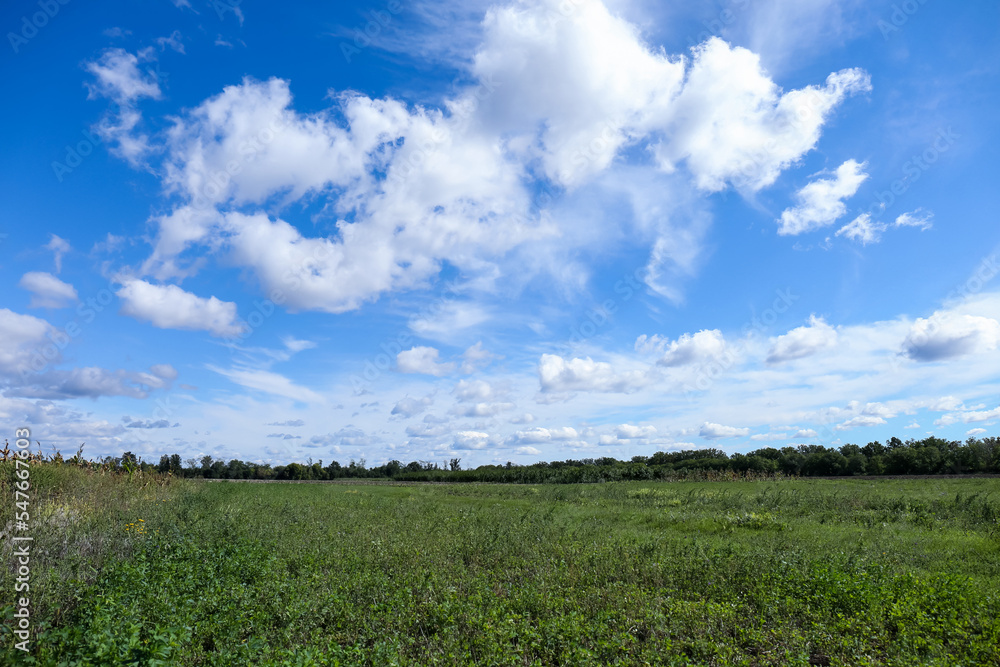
2, 465, 1000, 666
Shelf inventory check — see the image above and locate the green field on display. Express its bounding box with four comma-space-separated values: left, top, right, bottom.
3, 467, 1000, 665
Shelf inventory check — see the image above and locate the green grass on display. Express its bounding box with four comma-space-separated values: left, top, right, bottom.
3, 468, 1000, 665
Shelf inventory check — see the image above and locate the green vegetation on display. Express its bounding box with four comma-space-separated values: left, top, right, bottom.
3, 463, 1000, 665
125, 434, 1000, 482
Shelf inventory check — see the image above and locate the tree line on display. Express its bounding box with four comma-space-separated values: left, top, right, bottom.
121, 435, 1000, 483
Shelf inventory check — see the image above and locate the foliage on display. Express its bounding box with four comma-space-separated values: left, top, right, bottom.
2, 469, 1000, 665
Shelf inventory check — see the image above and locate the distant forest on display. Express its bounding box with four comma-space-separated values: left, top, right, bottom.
115, 435, 1000, 483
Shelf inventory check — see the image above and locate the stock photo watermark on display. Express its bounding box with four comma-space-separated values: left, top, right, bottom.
51, 128, 103, 183
878, 0, 933, 40
10, 427, 34, 653
340, 0, 403, 63
7, 0, 70, 54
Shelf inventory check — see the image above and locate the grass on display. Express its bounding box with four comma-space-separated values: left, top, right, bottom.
3, 467, 1000, 665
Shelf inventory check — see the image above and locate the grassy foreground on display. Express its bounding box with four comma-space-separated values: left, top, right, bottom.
3, 467, 1000, 665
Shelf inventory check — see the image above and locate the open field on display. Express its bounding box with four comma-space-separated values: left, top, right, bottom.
3, 466, 1000, 666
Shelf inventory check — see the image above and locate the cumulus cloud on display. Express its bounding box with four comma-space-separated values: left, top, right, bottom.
310, 427, 380, 450
396, 346, 456, 376
11, 365, 176, 400
460, 341, 501, 373
904, 313, 1000, 362
636, 329, 727, 367
117, 280, 245, 337
126, 0, 867, 314
656, 43, 870, 193
835, 415, 886, 431
508, 426, 579, 444
452, 379, 496, 402
766, 315, 838, 364
514, 446, 542, 456
538, 354, 650, 393
699, 422, 750, 440
0, 308, 56, 374
450, 401, 515, 418
391, 395, 434, 418
778, 160, 868, 235
453, 430, 492, 450
935, 406, 1000, 427
615, 424, 657, 439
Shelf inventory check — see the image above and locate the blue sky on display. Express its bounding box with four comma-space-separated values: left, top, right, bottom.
2, 0, 999, 466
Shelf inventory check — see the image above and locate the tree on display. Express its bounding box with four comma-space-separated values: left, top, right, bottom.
449, 457, 462, 471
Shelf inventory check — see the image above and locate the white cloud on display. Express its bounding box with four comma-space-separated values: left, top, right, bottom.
281, 336, 317, 354
835, 213, 886, 245
509, 426, 579, 444
538, 354, 651, 394
778, 160, 868, 235
637, 329, 727, 367
130, 4, 869, 313
734, 0, 868, 74
45, 235, 71, 273
793, 429, 818, 438
750, 432, 788, 442
835, 415, 886, 431
936, 406, 1000, 426
410, 303, 491, 341
766, 315, 838, 364
450, 402, 515, 418
150, 364, 178, 380
11, 365, 175, 400
967, 428, 987, 437
460, 341, 500, 373
615, 423, 657, 439
895, 209, 934, 231
208, 366, 323, 403
473, 0, 686, 187
85, 48, 162, 165
699, 422, 750, 440
454, 430, 492, 450
85, 48, 161, 104
391, 395, 434, 418
904, 313, 1000, 362
836, 208, 934, 246
396, 346, 456, 376
19, 272, 78, 308
116, 280, 245, 338
0, 308, 56, 374
514, 446, 542, 456
452, 379, 496, 402
656, 41, 870, 193
155, 30, 185, 54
